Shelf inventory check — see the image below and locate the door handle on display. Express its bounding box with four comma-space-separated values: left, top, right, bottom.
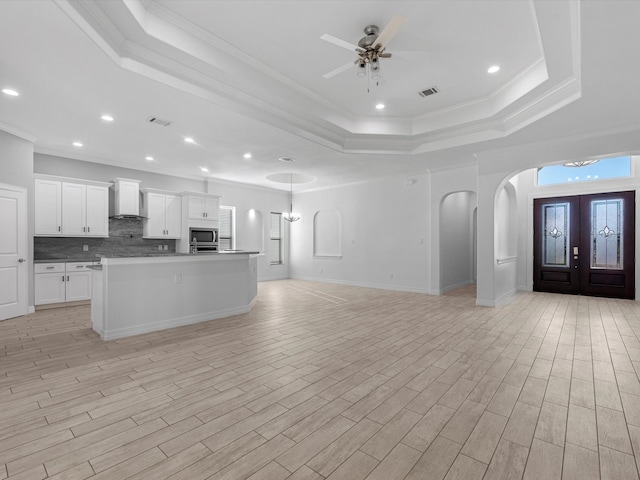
18, 258, 25, 263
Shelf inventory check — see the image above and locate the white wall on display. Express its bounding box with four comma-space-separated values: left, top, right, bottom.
428, 165, 478, 295
440, 191, 476, 292
476, 127, 640, 306
511, 156, 640, 293
206, 179, 290, 281
290, 174, 430, 293
33, 154, 289, 282
0, 130, 35, 307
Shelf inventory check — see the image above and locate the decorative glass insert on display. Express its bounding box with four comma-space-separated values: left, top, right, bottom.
537, 156, 631, 186
591, 198, 623, 269
543, 203, 570, 266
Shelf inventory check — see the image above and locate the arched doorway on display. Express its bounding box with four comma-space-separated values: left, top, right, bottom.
440, 191, 477, 293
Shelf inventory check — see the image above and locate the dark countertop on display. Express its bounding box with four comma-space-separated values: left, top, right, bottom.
97, 251, 260, 258
35, 251, 259, 263
34, 257, 100, 264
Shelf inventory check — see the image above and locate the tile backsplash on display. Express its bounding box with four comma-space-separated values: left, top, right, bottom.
34, 217, 176, 260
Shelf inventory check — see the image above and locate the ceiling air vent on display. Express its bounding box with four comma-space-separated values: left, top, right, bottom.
418, 87, 439, 97
147, 116, 172, 127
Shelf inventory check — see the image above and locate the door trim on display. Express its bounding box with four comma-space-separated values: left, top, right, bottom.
531, 190, 636, 299
0, 183, 28, 320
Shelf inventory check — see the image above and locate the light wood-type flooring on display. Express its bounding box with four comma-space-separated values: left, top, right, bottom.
2, 279, 640, 479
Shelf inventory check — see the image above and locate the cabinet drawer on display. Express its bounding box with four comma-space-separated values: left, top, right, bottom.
34, 263, 65, 274
66, 262, 93, 271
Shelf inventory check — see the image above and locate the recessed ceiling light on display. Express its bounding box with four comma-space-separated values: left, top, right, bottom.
243, 152, 252, 159
72, 141, 83, 147
279, 156, 296, 163
184, 137, 195, 144
2, 88, 19, 96
376, 103, 385, 110
200, 167, 209, 172
145, 156, 154, 161
101, 114, 114, 122
487, 65, 500, 74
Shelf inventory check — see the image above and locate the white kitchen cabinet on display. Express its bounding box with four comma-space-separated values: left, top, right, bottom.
34, 178, 62, 235
141, 189, 182, 238
65, 263, 93, 301
85, 185, 109, 236
185, 193, 220, 221
35, 175, 110, 237
34, 262, 92, 305
113, 178, 141, 216
61, 182, 86, 235
34, 263, 66, 305
62, 182, 109, 237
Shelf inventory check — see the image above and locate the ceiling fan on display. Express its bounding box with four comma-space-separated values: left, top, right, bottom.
321, 15, 406, 83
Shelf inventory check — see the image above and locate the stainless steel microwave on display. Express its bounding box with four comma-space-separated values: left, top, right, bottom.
189, 227, 218, 251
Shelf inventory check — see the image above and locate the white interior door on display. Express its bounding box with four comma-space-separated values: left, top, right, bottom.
0, 185, 27, 320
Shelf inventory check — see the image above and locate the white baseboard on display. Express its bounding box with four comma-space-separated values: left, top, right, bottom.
99, 304, 252, 341
290, 275, 430, 294
28, 305, 35, 314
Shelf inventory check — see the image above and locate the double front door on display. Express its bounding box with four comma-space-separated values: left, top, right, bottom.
533, 191, 635, 299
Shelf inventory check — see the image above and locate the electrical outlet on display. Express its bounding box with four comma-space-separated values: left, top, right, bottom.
163, 245, 168, 251
158, 245, 163, 251
175, 274, 182, 284
83, 245, 88, 252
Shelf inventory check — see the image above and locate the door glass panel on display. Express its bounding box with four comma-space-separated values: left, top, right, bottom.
591, 198, 623, 269
543, 203, 569, 267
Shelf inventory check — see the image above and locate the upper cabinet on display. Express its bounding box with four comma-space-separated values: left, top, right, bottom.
113, 178, 141, 216
35, 176, 110, 237
34, 178, 62, 235
141, 189, 182, 238
185, 193, 220, 222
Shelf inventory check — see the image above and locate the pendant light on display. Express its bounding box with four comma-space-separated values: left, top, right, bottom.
283, 173, 300, 222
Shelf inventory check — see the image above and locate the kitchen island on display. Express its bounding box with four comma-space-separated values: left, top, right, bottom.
91, 252, 258, 340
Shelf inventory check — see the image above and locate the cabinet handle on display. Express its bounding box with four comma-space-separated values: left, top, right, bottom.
67, 275, 70, 282
83, 226, 86, 232
76, 265, 84, 268
58, 226, 61, 232
62, 275, 65, 282
87, 226, 90, 233
46, 266, 54, 269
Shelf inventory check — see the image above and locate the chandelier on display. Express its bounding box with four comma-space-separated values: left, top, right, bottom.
283, 173, 300, 222
563, 159, 600, 167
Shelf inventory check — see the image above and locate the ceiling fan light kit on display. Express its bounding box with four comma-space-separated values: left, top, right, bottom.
321, 14, 406, 91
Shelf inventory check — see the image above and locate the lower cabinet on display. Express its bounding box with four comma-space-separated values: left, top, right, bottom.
35, 262, 93, 305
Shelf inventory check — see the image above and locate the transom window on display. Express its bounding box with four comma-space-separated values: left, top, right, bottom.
537, 156, 631, 186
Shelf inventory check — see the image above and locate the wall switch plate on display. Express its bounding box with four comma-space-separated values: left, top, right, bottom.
83, 245, 89, 251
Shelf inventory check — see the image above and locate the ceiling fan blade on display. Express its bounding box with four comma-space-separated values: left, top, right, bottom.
320, 33, 362, 53
373, 14, 406, 51
322, 61, 355, 79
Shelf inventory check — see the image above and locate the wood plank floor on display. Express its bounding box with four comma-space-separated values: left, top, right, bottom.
1, 279, 640, 479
